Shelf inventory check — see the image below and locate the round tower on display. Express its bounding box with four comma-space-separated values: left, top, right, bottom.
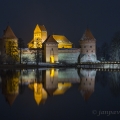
79, 28, 97, 62
1, 26, 19, 63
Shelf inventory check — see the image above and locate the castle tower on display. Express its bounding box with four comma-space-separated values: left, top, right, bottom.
0, 26, 18, 59
28, 24, 47, 48
42, 35, 58, 63
79, 69, 96, 101
79, 28, 97, 62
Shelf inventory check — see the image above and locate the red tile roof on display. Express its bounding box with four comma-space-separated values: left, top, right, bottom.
3, 26, 17, 39
81, 28, 95, 41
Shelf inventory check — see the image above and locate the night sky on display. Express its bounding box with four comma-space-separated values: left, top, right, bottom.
0, 0, 120, 47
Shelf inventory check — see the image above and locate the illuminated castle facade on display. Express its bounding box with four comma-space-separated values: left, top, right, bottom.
0, 24, 98, 63
21, 24, 80, 63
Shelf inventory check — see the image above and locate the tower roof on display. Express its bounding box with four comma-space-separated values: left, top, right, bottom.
39, 25, 46, 31
34, 24, 41, 33
46, 88, 57, 96
80, 90, 93, 101
5, 94, 18, 106
80, 28, 95, 41
34, 24, 47, 33
3, 26, 17, 39
43, 35, 58, 44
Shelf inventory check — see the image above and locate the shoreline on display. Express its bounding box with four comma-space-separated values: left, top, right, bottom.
0, 63, 76, 69
0, 62, 120, 70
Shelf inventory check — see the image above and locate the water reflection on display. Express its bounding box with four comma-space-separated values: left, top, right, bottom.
1, 70, 20, 105
79, 69, 96, 101
0, 68, 79, 105
96, 71, 120, 96
28, 83, 47, 105
0, 68, 120, 106
109, 72, 120, 96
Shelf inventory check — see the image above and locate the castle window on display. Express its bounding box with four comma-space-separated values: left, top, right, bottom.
86, 50, 88, 52
84, 46, 86, 48
86, 79, 87, 81
91, 50, 93, 52
90, 46, 92, 48
89, 83, 91, 85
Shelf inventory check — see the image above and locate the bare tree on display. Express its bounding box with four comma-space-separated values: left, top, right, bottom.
31, 49, 42, 65
22, 57, 29, 64
109, 32, 120, 61
18, 38, 25, 64
96, 46, 102, 61
101, 42, 109, 61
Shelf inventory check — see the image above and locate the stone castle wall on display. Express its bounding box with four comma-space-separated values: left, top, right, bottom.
21, 48, 80, 64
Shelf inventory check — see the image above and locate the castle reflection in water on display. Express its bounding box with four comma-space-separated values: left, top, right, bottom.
0, 68, 97, 106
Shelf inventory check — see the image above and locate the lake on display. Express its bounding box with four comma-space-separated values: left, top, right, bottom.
0, 68, 120, 120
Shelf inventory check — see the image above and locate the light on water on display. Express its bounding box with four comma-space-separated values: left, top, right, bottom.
0, 68, 120, 120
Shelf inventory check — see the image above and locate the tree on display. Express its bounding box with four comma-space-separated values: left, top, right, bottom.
96, 46, 102, 61
6, 41, 19, 64
101, 42, 109, 61
22, 57, 29, 64
96, 42, 109, 61
18, 38, 25, 64
109, 32, 120, 61
32, 49, 42, 65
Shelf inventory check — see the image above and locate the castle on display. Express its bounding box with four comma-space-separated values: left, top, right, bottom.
0, 24, 97, 63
